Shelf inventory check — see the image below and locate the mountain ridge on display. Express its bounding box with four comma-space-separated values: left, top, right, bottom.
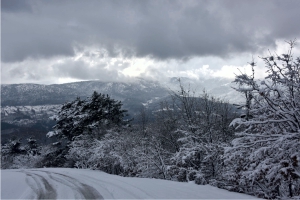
1, 79, 168, 106
1, 77, 243, 145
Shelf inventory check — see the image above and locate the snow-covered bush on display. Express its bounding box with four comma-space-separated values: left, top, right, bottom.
8, 154, 44, 169
66, 128, 139, 175
1, 137, 43, 169
134, 135, 173, 179
224, 40, 300, 199
66, 134, 96, 169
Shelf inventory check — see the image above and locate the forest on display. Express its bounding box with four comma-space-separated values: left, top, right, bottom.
2, 41, 300, 199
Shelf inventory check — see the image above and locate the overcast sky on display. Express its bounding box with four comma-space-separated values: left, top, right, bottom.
1, 0, 300, 84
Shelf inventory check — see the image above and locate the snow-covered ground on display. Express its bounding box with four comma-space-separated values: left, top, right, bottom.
1, 105, 61, 117
1, 168, 259, 199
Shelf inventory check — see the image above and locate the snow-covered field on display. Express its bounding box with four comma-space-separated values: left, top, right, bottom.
1, 168, 259, 199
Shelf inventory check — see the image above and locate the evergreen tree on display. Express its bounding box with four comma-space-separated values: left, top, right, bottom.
46, 91, 128, 167
48, 91, 128, 141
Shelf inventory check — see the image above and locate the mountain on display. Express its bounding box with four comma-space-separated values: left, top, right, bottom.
1, 79, 170, 144
1, 79, 169, 107
1, 77, 243, 144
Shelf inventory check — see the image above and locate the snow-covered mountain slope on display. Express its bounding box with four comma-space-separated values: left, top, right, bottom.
1, 105, 61, 119
1, 80, 169, 126
1, 79, 169, 144
1, 105, 61, 145
1, 168, 260, 199
1, 77, 243, 108
1, 79, 169, 107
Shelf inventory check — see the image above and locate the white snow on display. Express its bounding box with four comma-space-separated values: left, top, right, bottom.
46, 131, 59, 138
1, 168, 260, 199
1, 105, 62, 115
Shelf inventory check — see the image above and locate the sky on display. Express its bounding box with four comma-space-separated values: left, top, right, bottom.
1, 0, 300, 84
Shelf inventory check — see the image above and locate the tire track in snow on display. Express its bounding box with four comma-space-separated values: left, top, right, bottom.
77, 173, 151, 199
33, 170, 138, 199
32, 170, 103, 199
24, 171, 57, 199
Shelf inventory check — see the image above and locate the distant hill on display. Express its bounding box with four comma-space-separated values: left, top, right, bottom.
1, 77, 243, 144
1, 79, 170, 144
1, 79, 169, 108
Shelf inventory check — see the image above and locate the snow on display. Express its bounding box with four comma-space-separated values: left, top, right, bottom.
1, 105, 62, 115
1, 168, 260, 199
46, 131, 59, 138
229, 118, 243, 127
1, 170, 32, 199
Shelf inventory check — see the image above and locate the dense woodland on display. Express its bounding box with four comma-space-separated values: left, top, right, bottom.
2, 42, 300, 199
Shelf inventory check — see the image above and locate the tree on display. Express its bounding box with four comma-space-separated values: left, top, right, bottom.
1, 136, 43, 169
48, 91, 128, 141
66, 127, 140, 175
224, 40, 300, 199
1, 137, 24, 156
46, 92, 129, 167
137, 105, 149, 137
168, 80, 236, 183
153, 100, 182, 153
25, 137, 40, 156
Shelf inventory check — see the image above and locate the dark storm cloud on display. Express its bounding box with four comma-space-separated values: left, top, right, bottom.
1, 0, 33, 13
2, 0, 300, 63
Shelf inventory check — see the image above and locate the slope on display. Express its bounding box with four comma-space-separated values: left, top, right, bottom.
1, 168, 260, 199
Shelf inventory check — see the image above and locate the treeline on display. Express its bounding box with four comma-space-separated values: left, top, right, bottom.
2, 41, 300, 199
2, 88, 235, 176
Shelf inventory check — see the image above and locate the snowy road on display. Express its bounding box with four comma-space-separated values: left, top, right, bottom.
1, 168, 259, 199
23, 169, 103, 199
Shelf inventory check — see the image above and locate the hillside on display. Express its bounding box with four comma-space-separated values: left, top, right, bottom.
1, 77, 240, 144
1, 79, 169, 107
1, 79, 170, 144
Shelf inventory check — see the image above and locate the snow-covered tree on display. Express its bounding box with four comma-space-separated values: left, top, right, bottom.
169, 82, 236, 183
224, 40, 300, 199
1, 137, 43, 169
45, 92, 129, 167
48, 91, 128, 141
66, 128, 139, 175
25, 137, 40, 156
1, 137, 24, 168
1, 137, 23, 154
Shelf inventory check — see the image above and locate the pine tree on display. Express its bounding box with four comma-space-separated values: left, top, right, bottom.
46, 91, 129, 167
48, 91, 128, 141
